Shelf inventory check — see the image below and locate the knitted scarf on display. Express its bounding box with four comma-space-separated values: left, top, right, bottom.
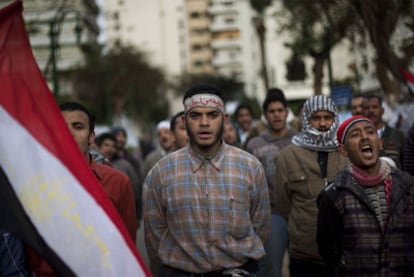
350, 159, 392, 206
292, 95, 339, 152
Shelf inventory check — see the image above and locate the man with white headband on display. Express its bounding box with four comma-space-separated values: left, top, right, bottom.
317, 115, 414, 275
144, 84, 270, 276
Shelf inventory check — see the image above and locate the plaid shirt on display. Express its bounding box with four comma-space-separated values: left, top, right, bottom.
144, 142, 270, 273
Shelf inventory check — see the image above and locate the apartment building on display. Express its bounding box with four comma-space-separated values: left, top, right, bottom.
188, 0, 263, 100
102, 0, 264, 104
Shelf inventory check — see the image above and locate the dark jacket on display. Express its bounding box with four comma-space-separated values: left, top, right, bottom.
381, 123, 406, 169
403, 123, 414, 175
0, 229, 30, 276
317, 168, 414, 276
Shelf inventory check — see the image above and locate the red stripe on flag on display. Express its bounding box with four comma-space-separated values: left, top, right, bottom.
0, 1, 150, 275
402, 69, 414, 84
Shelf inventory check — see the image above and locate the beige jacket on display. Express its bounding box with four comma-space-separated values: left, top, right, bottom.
275, 144, 348, 264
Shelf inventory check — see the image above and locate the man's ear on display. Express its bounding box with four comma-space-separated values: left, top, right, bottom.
89, 131, 95, 146
337, 143, 348, 157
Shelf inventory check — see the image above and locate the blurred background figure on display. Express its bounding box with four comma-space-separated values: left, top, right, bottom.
111, 126, 144, 184
350, 94, 364, 116
143, 120, 174, 175
235, 103, 254, 145
362, 94, 406, 168
95, 132, 142, 227
246, 88, 297, 277
170, 111, 188, 151
223, 119, 241, 147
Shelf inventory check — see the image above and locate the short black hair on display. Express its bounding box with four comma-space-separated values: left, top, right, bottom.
182, 84, 224, 104
95, 132, 116, 147
262, 88, 287, 111
235, 103, 253, 117
110, 126, 127, 137
170, 111, 185, 132
363, 93, 383, 106
59, 102, 95, 132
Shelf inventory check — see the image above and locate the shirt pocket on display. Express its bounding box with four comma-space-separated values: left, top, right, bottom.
288, 171, 310, 197
227, 197, 250, 239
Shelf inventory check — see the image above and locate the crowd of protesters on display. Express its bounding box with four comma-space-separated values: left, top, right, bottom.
2, 85, 414, 277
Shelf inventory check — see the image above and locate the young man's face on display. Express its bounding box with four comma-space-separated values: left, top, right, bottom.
339, 121, 381, 170
99, 138, 117, 160
264, 101, 288, 134
362, 97, 384, 128
223, 120, 238, 146
114, 132, 127, 150
351, 96, 363, 115
173, 116, 188, 149
185, 106, 226, 155
157, 128, 174, 151
61, 110, 94, 160
309, 110, 334, 132
236, 108, 252, 132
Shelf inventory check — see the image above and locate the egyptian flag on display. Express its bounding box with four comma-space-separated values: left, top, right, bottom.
0, 1, 150, 275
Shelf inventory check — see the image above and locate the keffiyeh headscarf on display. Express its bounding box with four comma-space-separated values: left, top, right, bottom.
292, 95, 339, 152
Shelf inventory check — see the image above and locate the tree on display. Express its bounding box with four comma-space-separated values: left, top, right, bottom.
173, 73, 245, 103
250, 0, 272, 91
276, 0, 355, 95
348, 0, 414, 102
72, 43, 169, 130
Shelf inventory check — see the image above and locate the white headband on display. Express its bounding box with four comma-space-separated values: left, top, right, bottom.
184, 94, 224, 113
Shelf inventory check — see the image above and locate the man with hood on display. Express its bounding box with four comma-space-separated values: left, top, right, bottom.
274, 95, 348, 276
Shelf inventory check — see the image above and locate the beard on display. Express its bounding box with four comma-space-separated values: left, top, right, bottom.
186, 120, 224, 152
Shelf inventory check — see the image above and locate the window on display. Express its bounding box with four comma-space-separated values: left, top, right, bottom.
193, 60, 204, 67
225, 17, 234, 24
190, 12, 200, 18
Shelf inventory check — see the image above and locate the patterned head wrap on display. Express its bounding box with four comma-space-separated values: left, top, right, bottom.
292, 95, 339, 152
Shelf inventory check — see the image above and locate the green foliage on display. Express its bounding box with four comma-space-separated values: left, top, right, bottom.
72, 43, 169, 129
173, 73, 246, 103
230, 96, 262, 121
277, 0, 355, 55
250, 0, 272, 14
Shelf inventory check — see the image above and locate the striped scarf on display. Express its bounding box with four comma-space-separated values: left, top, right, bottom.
292, 95, 339, 152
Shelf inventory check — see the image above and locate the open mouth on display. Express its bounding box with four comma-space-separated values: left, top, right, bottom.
361, 144, 374, 157
198, 132, 211, 139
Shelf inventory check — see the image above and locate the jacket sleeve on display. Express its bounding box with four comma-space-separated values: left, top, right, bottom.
317, 189, 342, 270
274, 152, 291, 220
118, 176, 138, 242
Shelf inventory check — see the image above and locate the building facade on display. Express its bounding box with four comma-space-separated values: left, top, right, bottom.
0, 0, 100, 96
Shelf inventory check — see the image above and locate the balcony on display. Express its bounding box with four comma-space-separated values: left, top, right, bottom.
212, 53, 241, 67
209, 21, 238, 32
210, 38, 240, 50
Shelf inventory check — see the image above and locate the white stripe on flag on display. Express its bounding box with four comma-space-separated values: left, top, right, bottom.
0, 107, 146, 276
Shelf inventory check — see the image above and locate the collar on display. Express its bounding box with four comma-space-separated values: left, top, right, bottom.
187, 141, 226, 173
89, 155, 103, 181
377, 124, 386, 138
